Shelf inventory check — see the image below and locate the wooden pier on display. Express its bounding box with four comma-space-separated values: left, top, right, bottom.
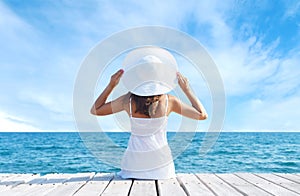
0, 173, 299, 195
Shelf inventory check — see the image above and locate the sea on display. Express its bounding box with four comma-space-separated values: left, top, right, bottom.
0, 132, 299, 174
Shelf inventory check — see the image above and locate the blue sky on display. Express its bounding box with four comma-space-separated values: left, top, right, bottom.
0, 0, 299, 132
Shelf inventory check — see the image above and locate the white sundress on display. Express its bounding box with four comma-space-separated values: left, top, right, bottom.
118, 95, 176, 179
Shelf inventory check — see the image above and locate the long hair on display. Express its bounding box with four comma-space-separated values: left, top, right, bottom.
131, 93, 162, 117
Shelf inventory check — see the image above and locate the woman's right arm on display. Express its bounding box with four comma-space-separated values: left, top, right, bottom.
169, 72, 208, 120
90, 69, 125, 116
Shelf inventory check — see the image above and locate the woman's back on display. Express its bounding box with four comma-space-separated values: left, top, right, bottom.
118, 94, 176, 179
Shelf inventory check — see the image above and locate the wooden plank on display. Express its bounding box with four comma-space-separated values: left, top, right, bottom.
236, 173, 299, 196
0, 174, 14, 182
0, 184, 41, 196
157, 177, 186, 196
42, 173, 73, 184
255, 173, 300, 194
216, 173, 272, 196
4, 175, 48, 195
101, 174, 132, 196
176, 173, 214, 196
0, 174, 19, 179
274, 173, 300, 184
27, 176, 48, 185
0, 173, 21, 191
73, 173, 114, 196
196, 174, 243, 196
0, 174, 32, 186
0, 176, 47, 196
17, 173, 74, 196
129, 179, 157, 196
18, 184, 54, 196
0, 174, 41, 195
44, 173, 94, 196
0, 174, 38, 188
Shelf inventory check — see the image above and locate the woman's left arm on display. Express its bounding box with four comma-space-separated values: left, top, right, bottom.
90, 69, 124, 116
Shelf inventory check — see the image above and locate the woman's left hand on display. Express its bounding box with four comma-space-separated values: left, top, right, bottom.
109, 69, 124, 88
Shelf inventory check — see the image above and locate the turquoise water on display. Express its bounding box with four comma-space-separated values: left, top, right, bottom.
0, 132, 299, 174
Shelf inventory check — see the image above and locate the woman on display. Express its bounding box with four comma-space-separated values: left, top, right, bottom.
90, 47, 207, 179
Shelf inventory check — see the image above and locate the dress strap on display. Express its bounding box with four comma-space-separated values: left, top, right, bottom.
165, 94, 169, 116
129, 97, 132, 117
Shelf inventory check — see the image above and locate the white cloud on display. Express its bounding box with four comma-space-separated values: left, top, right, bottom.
187, 1, 297, 100
0, 1, 86, 131
261, 51, 300, 98
212, 37, 281, 96
220, 44, 300, 130
282, 0, 300, 19
19, 90, 69, 114
0, 111, 39, 132
95, 0, 188, 28
228, 93, 300, 131
0, 1, 43, 65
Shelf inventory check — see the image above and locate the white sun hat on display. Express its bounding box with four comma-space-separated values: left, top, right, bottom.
121, 46, 178, 96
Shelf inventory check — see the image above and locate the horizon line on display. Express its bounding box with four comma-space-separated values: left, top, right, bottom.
0, 130, 299, 133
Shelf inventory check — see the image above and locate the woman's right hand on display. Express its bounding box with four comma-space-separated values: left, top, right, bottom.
109, 69, 124, 88
177, 72, 190, 92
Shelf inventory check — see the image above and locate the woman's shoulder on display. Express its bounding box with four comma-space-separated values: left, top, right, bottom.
112, 92, 131, 107
120, 92, 131, 103
165, 94, 182, 110
166, 94, 178, 102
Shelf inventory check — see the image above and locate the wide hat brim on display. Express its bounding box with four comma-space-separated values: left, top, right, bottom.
121, 46, 178, 96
